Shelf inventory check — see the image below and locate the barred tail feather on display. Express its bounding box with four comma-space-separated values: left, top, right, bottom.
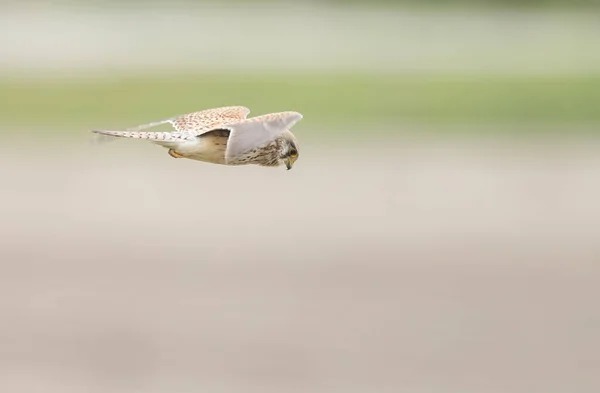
90, 129, 176, 141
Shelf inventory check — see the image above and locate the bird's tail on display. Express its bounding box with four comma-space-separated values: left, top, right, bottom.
90, 129, 177, 144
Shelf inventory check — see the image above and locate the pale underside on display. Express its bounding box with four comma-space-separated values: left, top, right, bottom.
91, 106, 303, 166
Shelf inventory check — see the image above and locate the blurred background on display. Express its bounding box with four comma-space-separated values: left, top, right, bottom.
1, 1, 599, 392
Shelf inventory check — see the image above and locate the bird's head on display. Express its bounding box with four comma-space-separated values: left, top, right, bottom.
278, 131, 300, 170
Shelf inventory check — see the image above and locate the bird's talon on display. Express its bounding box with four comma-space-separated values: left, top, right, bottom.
169, 149, 184, 159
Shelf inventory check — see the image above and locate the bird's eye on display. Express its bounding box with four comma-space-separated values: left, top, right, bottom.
289, 148, 298, 157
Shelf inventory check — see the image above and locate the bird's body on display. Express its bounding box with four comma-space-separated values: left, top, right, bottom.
91, 106, 303, 170
172, 129, 230, 164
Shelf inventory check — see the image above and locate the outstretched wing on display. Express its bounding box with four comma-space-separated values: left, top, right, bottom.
91, 106, 251, 144
220, 111, 303, 163
127, 105, 251, 134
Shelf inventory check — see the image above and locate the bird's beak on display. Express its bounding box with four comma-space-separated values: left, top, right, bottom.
285, 159, 293, 170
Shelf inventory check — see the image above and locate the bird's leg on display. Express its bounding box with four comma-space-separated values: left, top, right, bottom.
168, 149, 184, 159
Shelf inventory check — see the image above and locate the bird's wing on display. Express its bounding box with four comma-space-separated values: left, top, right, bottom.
217, 112, 303, 164
126, 106, 251, 134
91, 106, 251, 144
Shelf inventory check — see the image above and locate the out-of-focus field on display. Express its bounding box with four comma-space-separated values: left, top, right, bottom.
2, 73, 600, 131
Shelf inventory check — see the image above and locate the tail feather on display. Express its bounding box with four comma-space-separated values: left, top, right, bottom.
89, 129, 195, 151
89, 125, 197, 151
92, 130, 174, 141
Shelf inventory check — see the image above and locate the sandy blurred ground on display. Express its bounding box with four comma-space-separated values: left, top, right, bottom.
0, 132, 599, 392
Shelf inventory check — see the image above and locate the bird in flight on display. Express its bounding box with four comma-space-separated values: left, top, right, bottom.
91, 106, 303, 170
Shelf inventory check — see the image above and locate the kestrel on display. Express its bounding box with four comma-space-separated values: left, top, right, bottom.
91, 106, 303, 170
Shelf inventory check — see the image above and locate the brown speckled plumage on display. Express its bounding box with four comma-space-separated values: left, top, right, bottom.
91, 106, 303, 170
227, 136, 290, 167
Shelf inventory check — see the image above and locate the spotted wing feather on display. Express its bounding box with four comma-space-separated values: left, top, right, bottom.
167, 106, 251, 133
91, 106, 250, 142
